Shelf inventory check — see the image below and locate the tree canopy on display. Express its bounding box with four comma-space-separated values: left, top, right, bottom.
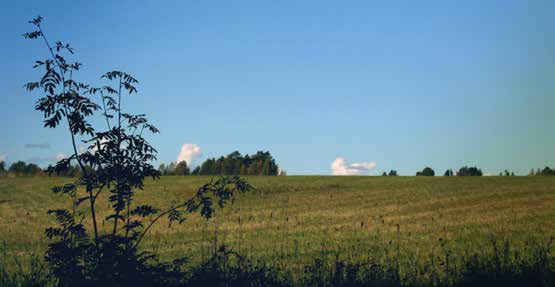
7, 161, 43, 176
174, 161, 190, 175
457, 166, 483, 176
531, 166, 555, 176
160, 151, 280, 176
0, 161, 6, 175
416, 167, 435, 176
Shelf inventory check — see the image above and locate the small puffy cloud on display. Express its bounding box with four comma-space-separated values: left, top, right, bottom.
78, 145, 87, 154
54, 153, 67, 161
176, 144, 202, 167
331, 157, 377, 175
0, 154, 6, 162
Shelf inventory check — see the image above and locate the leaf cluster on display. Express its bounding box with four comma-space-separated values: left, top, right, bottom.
23, 16, 252, 286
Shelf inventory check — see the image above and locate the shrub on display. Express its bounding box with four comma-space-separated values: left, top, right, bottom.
457, 166, 483, 176
6, 161, 43, 176
534, 167, 555, 176
24, 16, 251, 286
174, 161, 191, 176
417, 167, 435, 176
0, 161, 6, 176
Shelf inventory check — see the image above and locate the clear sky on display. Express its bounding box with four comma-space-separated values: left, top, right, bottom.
1, 0, 554, 175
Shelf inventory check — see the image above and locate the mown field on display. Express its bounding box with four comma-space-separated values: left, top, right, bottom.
1, 175, 554, 282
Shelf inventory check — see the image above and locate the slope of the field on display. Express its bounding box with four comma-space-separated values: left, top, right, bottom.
1, 176, 554, 267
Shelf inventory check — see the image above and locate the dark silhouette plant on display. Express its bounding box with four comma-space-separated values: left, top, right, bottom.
416, 167, 435, 176
24, 16, 251, 286
457, 166, 483, 176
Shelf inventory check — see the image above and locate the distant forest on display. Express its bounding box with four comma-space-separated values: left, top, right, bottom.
159, 151, 281, 176
3, 158, 555, 177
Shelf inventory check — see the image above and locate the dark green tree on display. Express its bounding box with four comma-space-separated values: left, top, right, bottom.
165, 162, 176, 175
191, 166, 200, 175
537, 166, 555, 176
417, 167, 435, 176
174, 161, 190, 175
24, 16, 251, 286
197, 151, 279, 176
247, 161, 261, 175
0, 161, 6, 175
456, 166, 483, 176
25, 163, 43, 176
261, 158, 271, 175
199, 158, 216, 175
9, 161, 27, 175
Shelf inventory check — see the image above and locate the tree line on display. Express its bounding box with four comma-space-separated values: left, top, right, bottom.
529, 167, 555, 176
158, 151, 281, 176
383, 166, 484, 176
380, 166, 483, 176
386, 166, 555, 176
426, 166, 483, 176
2, 159, 555, 178
0, 160, 83, 177
0, 160, 43, 176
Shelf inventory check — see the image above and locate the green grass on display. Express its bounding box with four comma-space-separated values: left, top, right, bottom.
1, 175, 554, 281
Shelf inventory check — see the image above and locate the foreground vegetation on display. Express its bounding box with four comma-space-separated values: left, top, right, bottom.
1, 176, 553, 285
6, 16, 553, 286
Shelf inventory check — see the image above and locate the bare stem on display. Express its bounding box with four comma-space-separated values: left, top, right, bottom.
37, 24, 99, 242
133, 202, 188, 249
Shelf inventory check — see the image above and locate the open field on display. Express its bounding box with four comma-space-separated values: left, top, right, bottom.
1, 175, 554, 282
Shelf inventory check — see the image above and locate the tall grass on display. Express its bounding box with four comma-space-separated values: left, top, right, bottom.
1, 236, 552, 286
1, 176, 554, 285
0, 242, 51, 287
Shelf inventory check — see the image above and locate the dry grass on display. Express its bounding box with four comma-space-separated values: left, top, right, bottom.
1, 176, 554, 271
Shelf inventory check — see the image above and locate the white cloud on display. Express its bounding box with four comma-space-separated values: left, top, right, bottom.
54, 153, 67, 161
0, 154, 6, 162
176, 144, 202, 167
331, 157, 377, 175
78, 145, 86, 154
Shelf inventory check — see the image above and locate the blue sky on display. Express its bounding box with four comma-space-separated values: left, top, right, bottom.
1, 1, 554, 175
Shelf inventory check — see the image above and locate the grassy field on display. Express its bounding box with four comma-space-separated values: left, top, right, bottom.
1, 175, 554, 282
